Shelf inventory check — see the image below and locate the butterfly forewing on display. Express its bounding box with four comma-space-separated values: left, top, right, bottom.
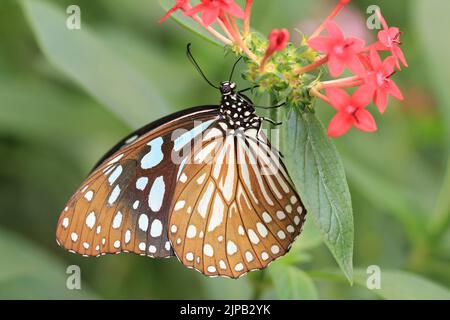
56, 107, 219, 258
168, 124, 306, 278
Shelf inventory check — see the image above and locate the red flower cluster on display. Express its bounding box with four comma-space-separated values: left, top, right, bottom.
159, 0, 407, 139
307, 2, 407, 137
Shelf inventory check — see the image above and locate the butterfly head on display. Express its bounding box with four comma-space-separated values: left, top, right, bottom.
220, 81, 236, 96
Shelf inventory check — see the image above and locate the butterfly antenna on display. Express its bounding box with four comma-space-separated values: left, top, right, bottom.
229, 56, 243, 82
186, 43, 219, 89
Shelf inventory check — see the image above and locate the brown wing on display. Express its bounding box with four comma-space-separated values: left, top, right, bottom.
56, 107, 219, 258
168, 123, 307, 278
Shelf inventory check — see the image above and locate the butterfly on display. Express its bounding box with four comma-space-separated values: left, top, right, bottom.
56, 44, 306, 279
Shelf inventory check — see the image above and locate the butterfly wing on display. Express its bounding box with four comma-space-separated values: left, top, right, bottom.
56, 106, 220, 258
168, 124, 306, 278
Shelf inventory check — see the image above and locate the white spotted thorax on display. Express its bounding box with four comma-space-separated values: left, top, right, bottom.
218, 81, 260, 131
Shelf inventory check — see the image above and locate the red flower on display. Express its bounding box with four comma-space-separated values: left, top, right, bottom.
362, 49, 403, 113
326, 87, 377, 137
159, 0, 191, 24
260, 29, 290, 70
308, 21, 366, 77
374, 10, 407, 69
184, 0, 245, 27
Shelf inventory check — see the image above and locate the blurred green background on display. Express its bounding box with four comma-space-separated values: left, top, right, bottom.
0, 0, 449, 299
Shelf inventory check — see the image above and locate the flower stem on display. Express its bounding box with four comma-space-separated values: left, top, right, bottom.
216, 18, 234, 42
224, 14, 257, 62
191, 15, 233, 45
318, 76, 364, 89
310, 86, 331, 104
310, 0, 349, 39
294, 55, 329, 75
244, 0, 253, 35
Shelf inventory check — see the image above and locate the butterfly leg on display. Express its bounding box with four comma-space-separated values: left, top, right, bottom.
261, 117, 283, 126
238, 85, 260, 94
254, 102, 286, 110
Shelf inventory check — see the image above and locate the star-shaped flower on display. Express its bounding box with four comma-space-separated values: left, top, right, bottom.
326, 86, 377, 137
308, 21, 366, 77
184, 0, 244, 27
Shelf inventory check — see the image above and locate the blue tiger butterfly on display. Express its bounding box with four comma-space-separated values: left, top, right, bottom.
56, 44, 306, 278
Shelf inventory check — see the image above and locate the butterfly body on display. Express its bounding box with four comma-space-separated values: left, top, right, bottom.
56, 80, 307, 279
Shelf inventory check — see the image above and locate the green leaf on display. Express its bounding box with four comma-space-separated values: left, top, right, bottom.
310, 268, 450, 300
354, 269, 450, 300
159, 0, 224, 47
414, 0, 450, 141
413, 0, 450, 242
269, 264, 318, 300
281, 108, 354, 283
342, 154, 426, 244
21, 0, 169, 127
0, 228, 97, 299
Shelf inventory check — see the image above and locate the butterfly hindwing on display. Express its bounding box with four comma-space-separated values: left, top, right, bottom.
168, 123, 307, 278
56, 106, 219, 258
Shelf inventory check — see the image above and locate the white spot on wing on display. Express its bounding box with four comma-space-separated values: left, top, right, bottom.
174, 200, 185, 211
173, 119, 215, 152
256, 222, 268, 238
138, 214, 148, 232
198, 181, 214, 218
85, 212, 96, 229
227, 241, 237, 255
112, 211, 123, 229
108, 165, 122, 185
208, 194, 224, 232
125, 230, 131, 244
148, 176, 165, 212
84, 190, 94, 202
136, 177, 148, 190
150, 219, 162, 237
108, 185, 121, 205
203, 243, 214, 257
62, 217, 69, 229
248, 229, 260, 244
141, 137, 164, 169
187, 225, 197, 239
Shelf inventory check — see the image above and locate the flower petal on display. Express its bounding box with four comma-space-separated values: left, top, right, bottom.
328, 112, 353, 138
223, 1, 245, 19
308, 36, 331, 53
354, 109, 377, 132
328, 54, 346, 77
326, 88, 351, 110
201, 6, 220, 26
374, 89, 388, 113
326, 21, 344, 41
184, 4, 206, 17
387, 80, 404, 101
377, 29, 391, 47
394, 46, 408, 68
346, 56, 366, 76
383, 56, 397, 74
369, 48, 383, 69
352, 85, 375, 109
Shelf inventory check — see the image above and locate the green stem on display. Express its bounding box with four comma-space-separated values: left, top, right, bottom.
269, 93, 280, 141
429, 155, 450, 242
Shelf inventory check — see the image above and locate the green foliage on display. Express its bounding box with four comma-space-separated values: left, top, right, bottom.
281, 108, 354, 283
0, 228, 96, 299
269, 264, 318, 300
21, 0, 170, 128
